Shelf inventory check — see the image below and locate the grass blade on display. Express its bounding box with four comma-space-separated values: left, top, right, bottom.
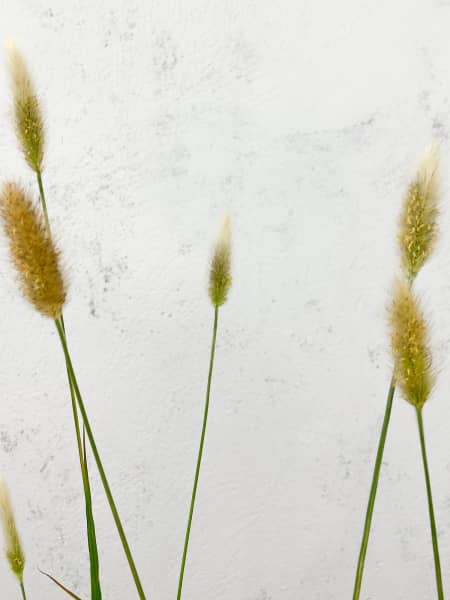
81, 426, 102, 599
62, 315, 102, 599
39, 569, 83, 599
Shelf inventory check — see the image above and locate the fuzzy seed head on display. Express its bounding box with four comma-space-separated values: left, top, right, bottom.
209, 212, 232, 307
6, 41, 45, 173
0, 182, 66, 318
0, 479, 25, 581
389, 279, 434, 408
398, 144, 439, 281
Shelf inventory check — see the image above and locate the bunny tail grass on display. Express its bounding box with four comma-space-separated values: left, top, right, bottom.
398, 144, 439, 282
209, 211, 232, 307
177, 306, 219, 600
27, 148, 101, 595
353, 146, 440, 598
389, 282, 443, 596
0, 181, 66, 318
55, 318, 147, 600
0, 478, 26, 598
6, 41, 45, 174
353, 281, 434, 599
351, 377, 395, 600
389, 279, 434, 409
4, 41, 143, 600
177, 213, 232, 598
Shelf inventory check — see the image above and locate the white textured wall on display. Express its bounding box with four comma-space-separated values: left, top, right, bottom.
0, 1, 450, 598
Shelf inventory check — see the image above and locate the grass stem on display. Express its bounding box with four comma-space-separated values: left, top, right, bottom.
352, 377, 395, 600
177, 306, 219, 600
36, 173, 102, 598
55, 318, 146, 599
416, 407, 444, 600
20, 580, 26, 600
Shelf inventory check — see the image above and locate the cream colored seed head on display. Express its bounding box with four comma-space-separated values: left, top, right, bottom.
0, 182, 66, 318
398, 144, 439, 281
208, 211, 232, 307
6, 41, 45, 173
389, 278, 434, 408
0, 478, 25, 582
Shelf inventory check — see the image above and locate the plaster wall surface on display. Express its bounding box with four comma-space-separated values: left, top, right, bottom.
0, 1, 449, 599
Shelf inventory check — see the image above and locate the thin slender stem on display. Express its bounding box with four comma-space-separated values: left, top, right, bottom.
36, 170, 51, 235
416, 407, 444, 600
54, 319, 146, 600
59, 316, 102, 599
36, 174, 102, 598
19, 580, 26, 600
36, 179, 80, 464
177, 306, 219, 600
60, 316, 85, 486
352, 376, 396, 600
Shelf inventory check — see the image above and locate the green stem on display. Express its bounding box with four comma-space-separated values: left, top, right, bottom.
416, 407, 444, 600
36, 173, 102, 598
20, 580, 27, 600
36, 170, 51, 235
54, 319, 146, 600
60, 316, 85, 499
60, 316, 102, 599
177, 306, 219, 600
352, 377, 396, 600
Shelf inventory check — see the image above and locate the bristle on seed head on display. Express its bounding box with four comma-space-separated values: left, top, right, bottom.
6, 41, 45, 173
389, 278, 434, 408
209, 211, 232, 307
0, 181, 66, 318
398, 144, 439, 281
0, 478, 25, 582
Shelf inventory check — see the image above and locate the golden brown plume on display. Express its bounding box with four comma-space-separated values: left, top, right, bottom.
389, 279, 434, 408
0, 182, 66, 318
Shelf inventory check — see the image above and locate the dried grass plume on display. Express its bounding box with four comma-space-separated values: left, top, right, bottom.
0, 478, 25, 582
389, 279, 434, 408
209, 211, 232, 307
6, 41, 44, 173
398, 144, 439, 281
0, 182, 66, 318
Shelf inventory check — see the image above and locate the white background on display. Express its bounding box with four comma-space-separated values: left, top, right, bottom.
0, 1, 449, 598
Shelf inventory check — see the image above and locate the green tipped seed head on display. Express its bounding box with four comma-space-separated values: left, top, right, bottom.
389, 279, 434, 408
398, 144, 439, 281
0, 478, 25, 582
209, 211, 232, 307
6, 41, 45, 173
